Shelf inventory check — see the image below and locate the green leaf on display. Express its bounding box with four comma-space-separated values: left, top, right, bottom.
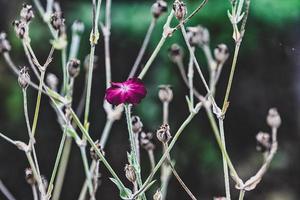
110, 178, 132, 199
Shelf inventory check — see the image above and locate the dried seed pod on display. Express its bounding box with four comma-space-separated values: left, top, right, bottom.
18, 67, 30, 89
51, 12, 65, 34
214, 44, 229, 64
266, 108, 281, 129
186, 25, 210, 46
90, 140, 105, 160
168, 44, 183, 63
124, 164, 136, 183
13, 20, 28, 39
153, 189, 162, 200
25, 168, 36, 185
256, 132, 271, 152
67, 58, 80, 78
151, 0, 168, 19
131, 116, 143, 134
20, 4, 34, 22
158, 85, 173, 103
0, 32, 11, 53
156, 124, 171, 144
71, 20, 85, 35
140, 132, 155, 151
173, 0, 187, 21
46, 73, 59, 91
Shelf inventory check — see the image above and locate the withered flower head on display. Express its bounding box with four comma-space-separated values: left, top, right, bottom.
90, 140, 105, 160
186, 25, 210, 46
25, 168, 36, 185
266, 108, 281, 129
173, 0, 187, 21
131, 116, 143, 134
256, 132, 271, 152
153, 189, 162, 200
13, 20, 28, 39
0, 32, 11, 53
67, 58, 81, 78
51, 12, 65, 34
124, 164, 136, 183
214, 44, 229, 64
46, 73, 59, 91
156, 124, 171, 144
151, 0, 168, 18
158, 85, 173, 103
140, 132, 155, 151
168, 44, 183, 63
18, 66, 30, 89
20, 4, 35, 22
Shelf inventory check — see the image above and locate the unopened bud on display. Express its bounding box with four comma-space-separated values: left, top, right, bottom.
151, 0, 168, 18
186, 25, 210, 46
90, 140, 105, 160
13, 20, 28, 39
25, 168, 36, 185
20, 4, 34, 22
153, 189, 162, 200
156, 124, 171, 143
140, 132, 155, 151
256, 132, 271, 152
124, 164, 136, 183
71, 20, 85, 35
168, 44, 183, 63
18, 67, 30, 89
266, 108, 281, 129
46, 73, 59, 91
158, 85, 173, 103
214, 44, 229, 64
131, 116, 143, 134
0, 32, 11, 53
67, 58, 80, 78
173, 0, 187, 21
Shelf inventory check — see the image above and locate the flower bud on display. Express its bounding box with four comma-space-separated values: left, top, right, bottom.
214, 44, 229, 64
51, 12, 65, 34
131, 116, 143, 134
25, 168, 36, 185
186, 25, 210, 46
20, 4, 34, 22
156, 124, 171, 144
0, 32, 11, 53
18, 67, 30, 89
67, 58, 80, 78
71, 20, 85, 35
173, 0, 187, 21
13, 20, 28, 39
256, 132, 271, 152
46, 73, 59, 91
158, 85, 173, 103
151, 0, 168, 19
90, 140, 105, 160
140, 132, 155, 151
153, 189, 162, 200
266, 108, 281, 129
124, 164, 136, 183
168, 44, 183, 63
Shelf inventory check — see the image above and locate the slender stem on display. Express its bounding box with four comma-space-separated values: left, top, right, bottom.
218, 119, 231, 200
103, 0, 112, 88
238, 190, 245, 200
163, 102, 169, 124
221, 43, 241, 114
124, 104, 146, 200
128, 18, 156, 78
31, 70, 45, 137
23, 41, 40, 79
0, 180, 16, 200
46, 129, 67, 197
0, 132, 16, 145
69, 108, 130, 197
32, 185, 38, 200
99, 119, 114, 147
61, 48, 68, 94
52, 137, 72, 200
138, 11, 174, 80
148, 150, 155, 171
188, 47, 195, 107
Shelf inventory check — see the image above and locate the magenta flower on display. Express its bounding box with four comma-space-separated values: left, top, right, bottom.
105, 78, 147, 105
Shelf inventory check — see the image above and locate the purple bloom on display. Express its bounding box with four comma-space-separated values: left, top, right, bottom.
105, 78, 147, 106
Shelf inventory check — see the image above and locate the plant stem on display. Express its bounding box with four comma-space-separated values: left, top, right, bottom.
218, 119, 231, 200
238, 190, 245, 200
0, 180, 16, 200
32, 185, 38, 200
103, 0, 112, 88
188, 47, 195, 107
99, 119, 114, 147
129, 18, 156, 78
61, 47, 68, 94
124, 104, 146, 200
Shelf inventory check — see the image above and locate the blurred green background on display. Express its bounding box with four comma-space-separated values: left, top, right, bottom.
0, 0, 300, 199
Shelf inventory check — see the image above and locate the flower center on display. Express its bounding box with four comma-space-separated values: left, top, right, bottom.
121, 84, 130, 92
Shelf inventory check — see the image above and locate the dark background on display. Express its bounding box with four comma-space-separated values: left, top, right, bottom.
0, 0, 300, 199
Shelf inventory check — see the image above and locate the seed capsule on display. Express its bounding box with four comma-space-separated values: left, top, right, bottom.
13, 20, 28, 39
20, 4, 34, 22
256, 132, 271, 152
18, 67, 30, 89
46, 73, 59, 91
131, 116, 143, 134
186, 25, 210, 46
156, 124, 171, 144
25, 168, 36, 185
140, 132, 155, 151
266, 108, 281, 129
67, 58, 81, 78
168, 44, 183, 63
173, 0, 187, 21
158, 85, 173, 103
0, 32, 11, 53
214, 44, 229, 64
151, 0, 168, 18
